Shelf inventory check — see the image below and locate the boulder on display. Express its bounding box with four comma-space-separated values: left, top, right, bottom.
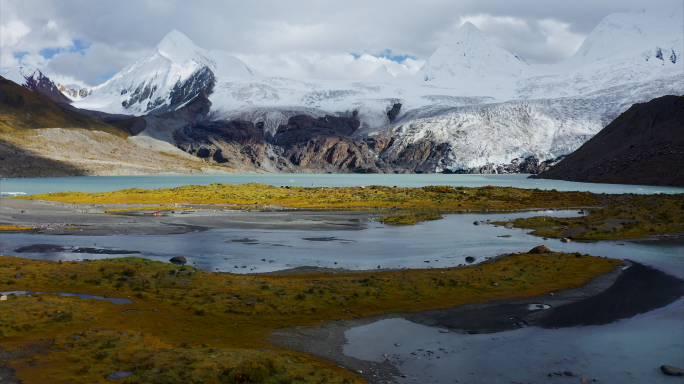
661, 365, 684, 376
106, 371, 134, 379
170, 256, 187, 264
0, 295, 7, 301
529, 245, 551, 254
560, 238, 572, 243
504, 222, 514, 229
473, 221, 480, 226
465, 256, 476, 263
14, 273, 24, 279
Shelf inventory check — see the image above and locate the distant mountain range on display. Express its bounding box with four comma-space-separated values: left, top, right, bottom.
3, 6, 683, 175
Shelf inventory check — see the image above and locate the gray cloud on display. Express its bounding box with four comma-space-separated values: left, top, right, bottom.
1, 0, 680, 85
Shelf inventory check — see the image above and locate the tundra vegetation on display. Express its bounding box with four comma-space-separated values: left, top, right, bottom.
494, 193, 684, 240
0, 252, 619, 383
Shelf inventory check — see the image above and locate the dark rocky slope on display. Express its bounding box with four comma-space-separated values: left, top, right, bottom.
0, 76, 124, 136
531, 95, 684, 186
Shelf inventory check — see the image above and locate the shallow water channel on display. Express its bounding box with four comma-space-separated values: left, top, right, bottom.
2, 210, 683, 276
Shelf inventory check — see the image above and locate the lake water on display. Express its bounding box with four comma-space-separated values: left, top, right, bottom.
2, 174, 684, 196
344, 300, 684, 384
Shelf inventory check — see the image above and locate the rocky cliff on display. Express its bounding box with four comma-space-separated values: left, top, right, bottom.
531, 96, 684, 186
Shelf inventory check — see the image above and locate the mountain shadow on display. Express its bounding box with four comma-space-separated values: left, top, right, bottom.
0, 139, 87, 178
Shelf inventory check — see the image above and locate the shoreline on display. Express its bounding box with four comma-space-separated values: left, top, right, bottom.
270, 261, 684, 384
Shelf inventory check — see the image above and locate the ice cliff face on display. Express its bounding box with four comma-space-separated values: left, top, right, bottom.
67, 8, 683, 173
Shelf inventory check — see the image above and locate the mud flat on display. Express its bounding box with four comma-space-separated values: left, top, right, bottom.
0, 198, 377, 235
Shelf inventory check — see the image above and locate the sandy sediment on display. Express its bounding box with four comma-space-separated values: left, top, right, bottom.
0, 199, 380, 235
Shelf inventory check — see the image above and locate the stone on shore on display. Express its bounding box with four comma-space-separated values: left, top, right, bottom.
661, 365, 684, 376
504, 222, 514, 229
561, 238, 572, 243
529, 245, 551, 254
465, 256, 476, 263
106, 371, 134, 379
170, 256, 187, 264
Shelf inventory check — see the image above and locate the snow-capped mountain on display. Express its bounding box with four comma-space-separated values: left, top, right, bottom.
4, 66, 73, 104
75, 30, 257, 115
62, 7, 683, 173
415, 22, 529, 84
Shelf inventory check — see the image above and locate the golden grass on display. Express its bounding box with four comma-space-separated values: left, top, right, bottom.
378, 213, 443, 225
14, 183, 600, 211
0, 225, 31, 231
0, 252, 620, 383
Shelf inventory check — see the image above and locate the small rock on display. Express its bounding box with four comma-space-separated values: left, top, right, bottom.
504, 222, 514, 229
465, 256, 476, 263
661, 365, 684, 376
72, 335, 81, 341
0, 295, 7, 301
561, 238, 572, 243
106, 371, 134, 379
473, 221, 480, 226
490, 282, 500, 286
14, 273, 24, 279
528, 245, 551, 254
439, 329, 450, 333
170, 256, 187, 264
166, 269, 179, 276
563, 371, 574, 376
395, 343, 401, 346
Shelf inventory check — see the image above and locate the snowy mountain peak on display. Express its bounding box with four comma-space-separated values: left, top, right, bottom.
155, 30, 207, 63
365, 65, 395, 81
416, 21, 527, 83
3, 66, 73, 103
566, 7, 683, 66
4, 66, 41, 85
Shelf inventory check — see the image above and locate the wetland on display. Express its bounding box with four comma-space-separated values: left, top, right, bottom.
0, 176, 682, 383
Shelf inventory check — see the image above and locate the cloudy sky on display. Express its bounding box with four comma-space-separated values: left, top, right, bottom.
1, 0, 680, 87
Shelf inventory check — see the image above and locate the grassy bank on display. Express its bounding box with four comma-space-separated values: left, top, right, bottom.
0, 252, 620, 383
494, 193, 684, 240
14, 184, 601, 211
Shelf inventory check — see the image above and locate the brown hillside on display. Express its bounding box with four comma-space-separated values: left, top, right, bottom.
532, 95, 684, 187
0, 76, 125, 137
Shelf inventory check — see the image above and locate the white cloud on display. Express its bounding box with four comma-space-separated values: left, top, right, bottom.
236, 52, 424, 80
1, 0, 680, 84
0, 20, 31, 47
458, 15, 587, 64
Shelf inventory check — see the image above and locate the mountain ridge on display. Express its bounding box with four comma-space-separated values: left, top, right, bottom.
531, 95, 684, 186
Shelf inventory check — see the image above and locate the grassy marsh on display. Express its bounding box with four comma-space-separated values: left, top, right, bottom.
494, 193, 684, 240
0, 252, 620, 383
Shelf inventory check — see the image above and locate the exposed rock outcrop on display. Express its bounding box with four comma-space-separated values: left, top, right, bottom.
175, 114, 393, 173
